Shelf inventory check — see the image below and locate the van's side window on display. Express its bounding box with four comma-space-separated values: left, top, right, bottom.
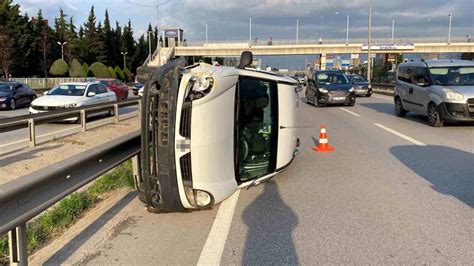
398, 66, 411, 83
414, 67, 431, 86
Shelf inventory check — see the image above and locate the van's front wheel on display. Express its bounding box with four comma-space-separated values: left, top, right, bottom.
395, 97, 407, 117
428, 103, 443, 127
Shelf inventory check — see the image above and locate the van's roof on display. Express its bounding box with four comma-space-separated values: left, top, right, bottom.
399, 59, 474, 68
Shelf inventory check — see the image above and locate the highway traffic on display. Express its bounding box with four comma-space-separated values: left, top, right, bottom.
39, 93, 473, 264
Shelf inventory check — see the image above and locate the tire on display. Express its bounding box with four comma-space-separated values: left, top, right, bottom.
305, 94, 312, 105
366, 93, 372, 97
314, 96, 321, 107
348, 101, 355, 106
428, 103, 443, 127
394, 97, 407, 117
9, 99, 16, 110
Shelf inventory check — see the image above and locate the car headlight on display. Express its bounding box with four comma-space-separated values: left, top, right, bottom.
348, 87, 355, 92
442, 88, 464, 101
184, 187, 214, 208
318, 88, 329, 93
185, 76, 214, 101
62, 103, 77, 108
0, 97, 7, 102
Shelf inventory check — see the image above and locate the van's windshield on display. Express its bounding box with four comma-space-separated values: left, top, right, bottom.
429, 66, 474, 86
235, 77, 278, 183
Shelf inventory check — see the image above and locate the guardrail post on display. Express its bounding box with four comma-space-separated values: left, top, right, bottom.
138, 100, 142, 120
28, 118, 36, 147
80, 110, 87, 132
114, 104, 119, 123
8, 224, 28, 266
132, 155, 141, 189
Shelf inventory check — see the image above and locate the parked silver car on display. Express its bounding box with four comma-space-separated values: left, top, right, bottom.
394, 59, 474, 127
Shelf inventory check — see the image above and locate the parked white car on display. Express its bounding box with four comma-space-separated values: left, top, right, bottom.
29, 82, 117, 119
136, 52, 300, 212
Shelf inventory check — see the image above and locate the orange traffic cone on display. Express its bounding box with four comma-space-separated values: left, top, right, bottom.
313, 125, 335, 152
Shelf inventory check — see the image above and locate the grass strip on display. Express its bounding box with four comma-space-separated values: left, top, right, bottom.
0, 160, 134, 263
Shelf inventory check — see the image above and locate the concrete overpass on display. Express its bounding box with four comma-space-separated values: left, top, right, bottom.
175, 42, 474, 57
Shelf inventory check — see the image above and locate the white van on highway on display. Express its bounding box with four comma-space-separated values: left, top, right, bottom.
136, 52, 300, 211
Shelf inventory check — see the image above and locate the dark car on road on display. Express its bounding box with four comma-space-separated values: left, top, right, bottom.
305, 70, 356, 107
0, 82, 37, 110
347, 74, 372, 97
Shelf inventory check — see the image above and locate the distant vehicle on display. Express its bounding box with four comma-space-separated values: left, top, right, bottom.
97, 78, 129, 100
132, 82, 144, 95
395, 59, 474, 127
0, 82, 36, 110
347, 74, 372, 97
306, 70, 356, 107
29, 82, 117, 120
135, 51, 300, 212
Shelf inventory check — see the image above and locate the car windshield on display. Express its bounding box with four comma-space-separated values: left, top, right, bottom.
48, 84, 86, 96
317, 72, 349, 85
98, 80, 110, 86
0, 84, 13, 92
235, 77, 278, 183
350, 75, 366, 82
429, 66, 474, 86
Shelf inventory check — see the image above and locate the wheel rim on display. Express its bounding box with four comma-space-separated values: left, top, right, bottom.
428, 105, 438, 124
10, 99, 15, 109
395, 99, 402, 113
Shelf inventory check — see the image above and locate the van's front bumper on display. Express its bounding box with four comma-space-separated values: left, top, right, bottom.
438, 102, 474, 122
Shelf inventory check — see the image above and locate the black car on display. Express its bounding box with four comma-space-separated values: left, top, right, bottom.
347, 74, 372, 97
305, 71, 356, 107
0, 82, 37, 110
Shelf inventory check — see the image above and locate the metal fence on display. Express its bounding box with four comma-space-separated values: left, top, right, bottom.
0, 98, 141, 148
0, 131, 141, 265
9, 78, 88, 89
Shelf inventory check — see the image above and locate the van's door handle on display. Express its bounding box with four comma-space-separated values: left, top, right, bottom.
408, 88, 414, 94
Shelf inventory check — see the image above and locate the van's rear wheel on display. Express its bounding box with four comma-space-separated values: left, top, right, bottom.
428, 103, 443, 127
395, 97, 407, 117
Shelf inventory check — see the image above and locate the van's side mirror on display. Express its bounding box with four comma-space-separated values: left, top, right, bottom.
87, 91, 96, 97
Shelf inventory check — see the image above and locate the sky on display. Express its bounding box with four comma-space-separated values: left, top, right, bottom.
13, 0, 474, 69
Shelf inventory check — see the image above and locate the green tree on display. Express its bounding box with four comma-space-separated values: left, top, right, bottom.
82, 62, 89, 76
50, 59, 69, 76
114, 66, 125, 80
54, 8, 68, 42
103, 10, 117, 67
123, 67, 132, 82
81, 6, 105, 64
87, 62, 110, 77
107, 66, 117, 78
69, 58, 85, 77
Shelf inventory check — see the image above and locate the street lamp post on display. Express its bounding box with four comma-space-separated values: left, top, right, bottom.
296, 19, 299, 44
367, 0, 373, 83
448, 13, 452, 44
249, 17, 252, 46
205, 23, 208, 44
121, 51, 128, 69
147, 31, 153, 58
346, 15, 350, 45
320, 16, 323, 43
391, 18, 395, 43
57, 41, 67, 61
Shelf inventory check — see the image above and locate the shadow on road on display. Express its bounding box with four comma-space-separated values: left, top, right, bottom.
45, 191, 136, 264
0, 144, 63, 167
391, 145, 474, 208
242, 181, 299, 264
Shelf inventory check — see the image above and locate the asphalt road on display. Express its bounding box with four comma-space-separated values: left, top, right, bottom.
0, 92, 139, 153
39, 94, 474, 264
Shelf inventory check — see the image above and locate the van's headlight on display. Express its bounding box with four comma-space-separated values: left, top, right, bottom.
0, 97, 7, 102
185, 76, 214, 101
442, 88, 464, 101
184, 187, 214, 208
348, 87, 355, 92
318, 88, 328, 93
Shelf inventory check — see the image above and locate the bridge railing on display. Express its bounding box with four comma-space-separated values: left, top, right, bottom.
187, 36, 470, 46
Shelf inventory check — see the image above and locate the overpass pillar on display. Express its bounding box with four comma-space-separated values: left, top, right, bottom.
320, 54, 327, 70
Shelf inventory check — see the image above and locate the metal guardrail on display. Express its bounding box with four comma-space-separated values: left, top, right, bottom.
0, 131, 141, 265
10, 78, 88, 89
0, 98, 141, 147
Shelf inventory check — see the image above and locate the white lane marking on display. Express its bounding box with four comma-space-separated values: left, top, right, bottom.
372, 94, 393, 101
198, 190, 240, 266
374, 123, 426, 146
339, 107, 361, 117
